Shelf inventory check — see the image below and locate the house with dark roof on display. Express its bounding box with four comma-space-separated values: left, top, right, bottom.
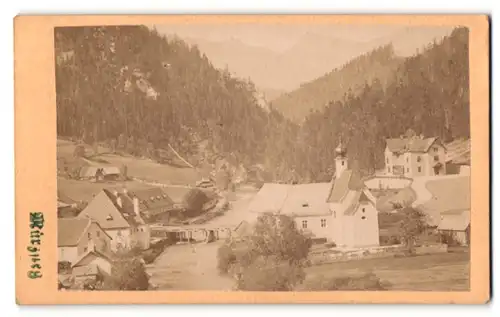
78, 189, 150, 251
161, 186, 210, 221
385, 135, 447, 178
127, 187, 174, 222
247, 142, 380, 248
58, 218, 112, 264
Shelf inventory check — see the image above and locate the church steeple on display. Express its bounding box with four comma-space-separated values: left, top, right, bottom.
335, 138, 348, 179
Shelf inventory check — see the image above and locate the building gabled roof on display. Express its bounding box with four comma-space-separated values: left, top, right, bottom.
79, 166, 99, 178
386, 136, 440, 153
247, 183, 290, 214
280, 183, 333, 217
327, 170, 363, 203
58, 218, 112, 247
416, 175, 470, 227
71, 248, 112, 268
127, 187, 174, 212
104, 189, 145, 226
72, 264, 99, 277
102, 166, 120, 175
58, 218, 92, 247
79, 190, 140, 230
421, 176, 470, 213
438, 210, 470, 231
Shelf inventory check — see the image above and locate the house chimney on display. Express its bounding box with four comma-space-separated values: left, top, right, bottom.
133, 197, 140, 216
116, 196, 122, 208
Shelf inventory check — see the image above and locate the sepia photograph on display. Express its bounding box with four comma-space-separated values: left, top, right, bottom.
54, 22, 473, 292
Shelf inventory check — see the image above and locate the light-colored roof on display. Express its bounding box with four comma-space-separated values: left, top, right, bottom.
438, 210, 470, 231
421, 176, 470, 213
79, 166, 99, 178
416, 175, 470, 226
72, 264, 99, 277
58, 218, 91, 247
281, 183, 333, 217
386, 136, 439, 153
72, 249, 112, 268
247, 183, 290, 214
102, 166, 120, 175
327, 170, 363, 203
79, 190, 133, 229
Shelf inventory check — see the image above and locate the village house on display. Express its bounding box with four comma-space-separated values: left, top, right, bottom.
78, 189, 150, 251
417, 175, 471, 246
79, 166, 121, 182
247, 142, 380, 248
385, 135, 447, 178
125, 187, 174, 245
71, 249, 113, 285
58, 218, 112, 264
161, 186, 211, 222
445, 138, 471, 176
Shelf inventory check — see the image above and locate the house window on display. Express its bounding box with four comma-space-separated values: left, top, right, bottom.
87, 232, 91, 239
83, 247, 88, 252
321, 219, 327, 228
434, 147, 439, 153
386, 157, 389, 164
96, 231, 100, 238
117, 230, 122, 237
418, 166, 422, 173
341, 161, 345, 166
406, 157, 409, 163
302, 220, 308, 229
406, 167, 409, 173
362, 208, 366, 213
361, 216, 366, 220
434, 155, 439, 162
387, 166, 391, 173
417, 156, 422, 162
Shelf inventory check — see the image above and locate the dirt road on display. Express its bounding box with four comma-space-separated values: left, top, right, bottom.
146, 242, 235, 290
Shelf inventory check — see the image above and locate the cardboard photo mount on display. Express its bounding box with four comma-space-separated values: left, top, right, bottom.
14, 14, 490, 305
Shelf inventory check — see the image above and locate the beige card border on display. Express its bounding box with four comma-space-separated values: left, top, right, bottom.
14, 14, 490, 305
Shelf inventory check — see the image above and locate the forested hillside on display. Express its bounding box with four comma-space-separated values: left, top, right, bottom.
55, 26, 293, 172
289, 27, 470, 181
56, 26, 469, 184
270, 44, 404, 122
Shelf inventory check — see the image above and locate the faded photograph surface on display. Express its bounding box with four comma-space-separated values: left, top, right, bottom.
55, 23, 471, 292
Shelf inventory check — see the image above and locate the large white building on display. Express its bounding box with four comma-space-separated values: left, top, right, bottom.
385, 136, 447, 178
247, 142, 380, 248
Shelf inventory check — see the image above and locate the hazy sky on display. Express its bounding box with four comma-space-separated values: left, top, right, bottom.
153, 23, 454, 53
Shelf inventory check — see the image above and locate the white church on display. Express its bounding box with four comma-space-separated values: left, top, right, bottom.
247, 142, 380, 248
